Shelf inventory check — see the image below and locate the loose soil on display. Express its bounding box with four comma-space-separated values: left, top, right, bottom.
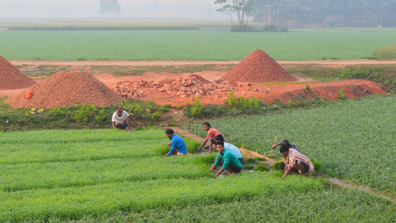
222, 50, 298, 83
7, 71, 123, 108
0, 56, 36, 90
0, 60, 389, 106
97, 74, 386, 106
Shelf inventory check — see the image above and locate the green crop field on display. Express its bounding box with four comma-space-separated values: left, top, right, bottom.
1, 29, 396, 61
1, 127, 396, 222
184, 95, 396, 197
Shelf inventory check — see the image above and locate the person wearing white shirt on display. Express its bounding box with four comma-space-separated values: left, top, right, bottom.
111, 104, 139, 130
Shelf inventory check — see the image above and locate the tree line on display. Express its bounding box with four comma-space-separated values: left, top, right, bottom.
215, 0, 396, 27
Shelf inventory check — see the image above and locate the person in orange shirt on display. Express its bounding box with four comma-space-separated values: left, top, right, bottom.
197, 122, 225, 154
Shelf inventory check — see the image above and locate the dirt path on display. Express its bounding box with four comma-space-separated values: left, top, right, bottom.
9, 59, 396, 68
170, 127, 275, 164
328, 178, 396, 204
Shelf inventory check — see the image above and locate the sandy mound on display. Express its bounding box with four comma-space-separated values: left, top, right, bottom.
222, 49, 298, 83
8, 71, 123, 108
0, 56, 36, 90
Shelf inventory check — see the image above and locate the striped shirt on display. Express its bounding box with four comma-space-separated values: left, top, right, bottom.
286, 148, 312, 168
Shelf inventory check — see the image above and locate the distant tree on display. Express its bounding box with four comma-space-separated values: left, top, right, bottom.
99, 0, 120, 17
215, 0, 255, 27
254, 0, 303, 25
217, 4, 235, 25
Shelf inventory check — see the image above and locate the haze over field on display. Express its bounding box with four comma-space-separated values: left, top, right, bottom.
0, 0, 220, 18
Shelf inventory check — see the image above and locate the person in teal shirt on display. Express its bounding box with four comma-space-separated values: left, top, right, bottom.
214, 134, 244, 164
210, 141, 242, 177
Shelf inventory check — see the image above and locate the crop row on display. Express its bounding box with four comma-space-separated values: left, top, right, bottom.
1, 29, 396, 61
0, 129, 200, 164
0, 172, 321, 222
0, 155, 215, 192
69, 189, 396, 223
183, 95, 396, 196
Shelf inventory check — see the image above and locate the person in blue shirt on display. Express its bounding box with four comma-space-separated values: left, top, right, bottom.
165, 129, 187, 157
214, 134, 244, 164
210, 141, 242, 177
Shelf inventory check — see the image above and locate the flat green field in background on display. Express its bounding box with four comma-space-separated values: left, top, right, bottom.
1, 29, 396, 61
183, 95, 396, 197
1, 127, 396, 222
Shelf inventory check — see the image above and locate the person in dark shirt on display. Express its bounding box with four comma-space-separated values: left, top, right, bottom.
272, 139, 300, 152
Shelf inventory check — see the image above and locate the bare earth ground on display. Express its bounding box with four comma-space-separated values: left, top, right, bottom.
0, 60, 389, 103
9, 59, 396, 68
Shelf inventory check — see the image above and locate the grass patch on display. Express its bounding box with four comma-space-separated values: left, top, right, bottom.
2, 29, 396, 60
254, 164, 269, 172
0, 100, 170, 132
373, 45, 396, 60
183, 95, 396, 196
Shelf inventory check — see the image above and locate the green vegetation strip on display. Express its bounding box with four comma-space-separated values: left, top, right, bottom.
0, 129, 200, 164
0, 156, 214, 192
0, 173, 320, 222
183, 95, 396, 196
1, 29, 396, 61
68, 189, 396, 223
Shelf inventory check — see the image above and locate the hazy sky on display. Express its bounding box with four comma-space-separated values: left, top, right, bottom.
0, 0, 221, 18
0, 0, 213, 6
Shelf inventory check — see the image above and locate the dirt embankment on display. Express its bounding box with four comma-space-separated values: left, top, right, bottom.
96, 74, 386, 106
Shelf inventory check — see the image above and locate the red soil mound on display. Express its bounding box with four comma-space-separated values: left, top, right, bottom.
222, 49, 298, 83
8, 71, 123, 108
0, 55, 36, 90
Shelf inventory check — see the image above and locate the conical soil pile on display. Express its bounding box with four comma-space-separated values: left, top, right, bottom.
222, 49, 298, 83
8, 71, 123, 108
0, 55, 36, 90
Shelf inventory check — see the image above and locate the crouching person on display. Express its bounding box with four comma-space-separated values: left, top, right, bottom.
280, 145, 314, 179
165, 129, 187, 157
214, 134, 244, 164
210, 141, 242, 177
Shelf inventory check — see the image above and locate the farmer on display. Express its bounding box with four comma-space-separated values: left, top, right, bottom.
280, 144, 314, 179
215, 134, 244, 164
210, 141, 242, 177
111, 104, 139, 130
165, 129, 187, 157
272, 139, 300, 152
197, 122, 225, 154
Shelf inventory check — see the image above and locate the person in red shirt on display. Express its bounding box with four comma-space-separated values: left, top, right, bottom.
197, 122, 225, 154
